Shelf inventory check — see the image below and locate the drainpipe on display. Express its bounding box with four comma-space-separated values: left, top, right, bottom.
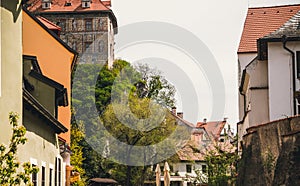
282, 35, 297, 115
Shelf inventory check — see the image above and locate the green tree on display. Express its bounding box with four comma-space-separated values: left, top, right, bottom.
134, 63, 176, 108
0, 112, 39, 186
101, 96, 188, 186
70, 119, 86, 186
71, 59, 179, 183
72, 60, 132, 179
204, 142, 239, 186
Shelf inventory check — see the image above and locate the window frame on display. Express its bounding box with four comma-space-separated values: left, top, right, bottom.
186, 164, 192, 173
85, 19, 93, 31
30, 158, 38, 186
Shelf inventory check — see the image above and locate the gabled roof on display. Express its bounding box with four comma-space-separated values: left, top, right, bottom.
27, 0, 110, 12
238, 4, 300, 53
196, 120, 226, 140
22, 7, 78, 70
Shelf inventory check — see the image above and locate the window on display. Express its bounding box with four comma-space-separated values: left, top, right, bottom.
42, 2, 51, 9
186, 164, 192, 173
99, 18, 107, 31
297, 51, 300, 78
202, 165, 207, 174
58, 158, 62, 186
72, 41, 77, 51
55, 158, 57, 186
32, 165, 38, 186
55, 158, 62, 186
49, 168, 53, 186
42, 166, 45, 186
30, 158, 38, 186
84, 42, 93, 53
85, 19, 92, 31
98, 41, 104, 53
72, 20, 77, 31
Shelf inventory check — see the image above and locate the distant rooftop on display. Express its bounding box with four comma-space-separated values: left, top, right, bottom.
27, 0, 111, 13
238, 4, 300, 53
196, 120, 226, 140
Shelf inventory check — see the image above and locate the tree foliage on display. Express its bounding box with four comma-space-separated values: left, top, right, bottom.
0, 112, 39, 186
204, 142, 239, 186
134, 63, 176, 108
71, 59, 179, 184
101, 97, 183, 186
70, 117, 86, 186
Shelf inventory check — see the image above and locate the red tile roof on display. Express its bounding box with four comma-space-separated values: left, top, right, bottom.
177, 141, 205, 161
238, 4, 300, 53
37, 16, 61, 31
27, 0, 110, 12
196, 121, 226, 140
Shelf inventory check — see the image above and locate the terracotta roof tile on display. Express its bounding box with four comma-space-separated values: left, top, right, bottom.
176, 141, 205, 161
196, 120, 226, 140
27, 0, 110, 12
238, 4, 300, 53
264, 10, 300, 39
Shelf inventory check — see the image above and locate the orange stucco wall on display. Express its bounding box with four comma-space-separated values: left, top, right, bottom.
22, 11, 75, 143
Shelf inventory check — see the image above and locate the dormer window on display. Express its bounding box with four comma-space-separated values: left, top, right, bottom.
82, 0, 91, 8
42, 0, 51, 9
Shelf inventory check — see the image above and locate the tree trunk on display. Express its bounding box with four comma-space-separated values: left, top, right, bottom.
126, 166, 132, 186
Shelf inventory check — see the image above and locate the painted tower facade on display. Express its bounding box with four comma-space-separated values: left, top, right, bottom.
26, 0, 118, 66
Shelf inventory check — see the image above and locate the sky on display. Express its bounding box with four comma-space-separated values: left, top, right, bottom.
111, 0, 299, 131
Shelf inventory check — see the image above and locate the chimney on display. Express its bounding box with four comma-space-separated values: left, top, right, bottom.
101, 0, 111, 7
203, 118, 207, 123
171, 107, 176, 115
177, 112, 183, 119
223, 117, 228, 122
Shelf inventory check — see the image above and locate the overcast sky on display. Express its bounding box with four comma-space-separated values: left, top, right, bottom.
111, 0, 299, 130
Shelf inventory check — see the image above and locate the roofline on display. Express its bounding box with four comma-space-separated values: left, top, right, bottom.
237, 51, 257, 54
23, 88, 68, 133
249, 3, 300, 9
257, 36, 300, 60
245, 115, 300, 132
37, 15, 62, 31
171, 112, 195, 128
259, 36, 300, 43
29, 70, 65, 90
22, 6, 78, 59
30, 9, 118, 34
23, 55, 43, 74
